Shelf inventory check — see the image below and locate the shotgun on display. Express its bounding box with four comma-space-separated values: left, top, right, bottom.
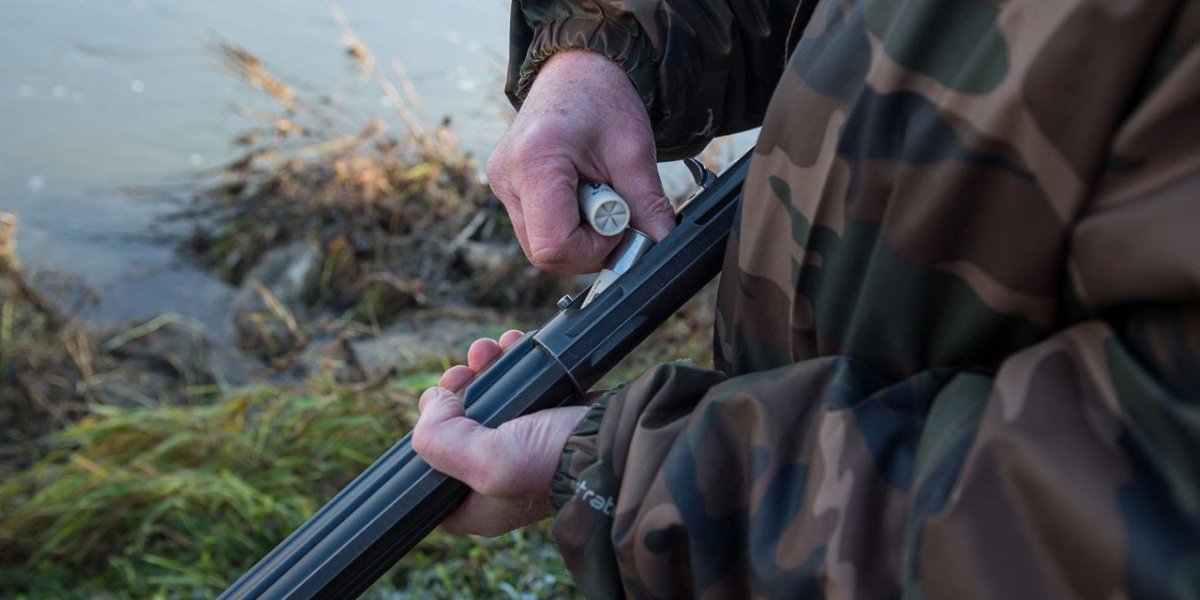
220, 149, 752, 599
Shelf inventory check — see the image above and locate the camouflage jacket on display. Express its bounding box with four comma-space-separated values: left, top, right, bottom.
508, 0, 1200, 597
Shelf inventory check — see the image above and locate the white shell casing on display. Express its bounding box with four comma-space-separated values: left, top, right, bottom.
577, 182, 630, 237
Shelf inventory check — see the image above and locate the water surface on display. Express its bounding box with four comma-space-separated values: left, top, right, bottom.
1, 0, 510, 334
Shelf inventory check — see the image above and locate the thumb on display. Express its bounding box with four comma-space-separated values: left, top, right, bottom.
412, 387, 493, 483
412, 387, 548, 498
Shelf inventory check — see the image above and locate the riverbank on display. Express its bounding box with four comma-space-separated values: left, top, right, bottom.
0, 211, 714, 597
0, 34, 717, 597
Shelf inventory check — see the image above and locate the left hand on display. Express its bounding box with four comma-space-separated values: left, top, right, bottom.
413, 330, 589, 536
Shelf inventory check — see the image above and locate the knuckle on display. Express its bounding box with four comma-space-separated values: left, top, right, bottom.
517, 159, 569, 195
646, 194, 675, 220
503, 131, 544, 169
484, 147, 504, 176
529, 240, 591, 272
508, 119, 560, 158
528, 245, 566, 270
507, 127, 540, 160
485, 154, 509, 194
509, 134, 574, 181
488, 183, 515, 212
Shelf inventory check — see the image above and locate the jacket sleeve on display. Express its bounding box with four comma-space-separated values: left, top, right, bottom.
506, 0, 812, 159
545, 16, 1200, 600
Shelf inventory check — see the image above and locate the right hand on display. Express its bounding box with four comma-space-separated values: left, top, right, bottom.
486, 50, 676, 274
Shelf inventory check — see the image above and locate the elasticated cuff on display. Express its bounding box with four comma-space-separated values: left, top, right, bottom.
504, 5, 717, 160
507, 15, 658, 122
549, 392, 612, 511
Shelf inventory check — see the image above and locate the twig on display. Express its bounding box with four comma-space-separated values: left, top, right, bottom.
0, 214, 65, 330
451, 210, 490, 248
215, 44, 297, 111
327, 0, 432, 148
252, 282, 302, 336
101, 313, 205, 353
390, 58, 428, 125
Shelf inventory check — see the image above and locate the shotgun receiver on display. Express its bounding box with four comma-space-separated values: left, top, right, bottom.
220, 149, 752, 599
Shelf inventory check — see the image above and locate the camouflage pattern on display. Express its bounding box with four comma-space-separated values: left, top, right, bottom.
517, 0, 1200, 597
507, 0, 807, 160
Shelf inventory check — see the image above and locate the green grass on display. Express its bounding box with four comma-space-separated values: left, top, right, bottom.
0, 374, 576, 598
0, 282, 715, 598
0, 286, 714, 600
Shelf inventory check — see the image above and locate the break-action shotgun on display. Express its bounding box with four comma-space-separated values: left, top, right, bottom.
220, 149, 752, 599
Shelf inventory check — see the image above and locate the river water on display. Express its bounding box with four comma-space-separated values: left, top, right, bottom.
1, 0, 511, 335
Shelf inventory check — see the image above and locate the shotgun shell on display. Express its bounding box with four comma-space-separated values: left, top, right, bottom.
577, 182, 630, 237
581, 229, 655, 307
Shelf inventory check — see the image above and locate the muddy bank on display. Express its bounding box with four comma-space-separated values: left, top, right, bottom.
0, 39, 565, 467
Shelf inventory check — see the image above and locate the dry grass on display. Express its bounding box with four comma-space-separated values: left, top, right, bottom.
179, 35, 569, 338
0, 214, 109, 471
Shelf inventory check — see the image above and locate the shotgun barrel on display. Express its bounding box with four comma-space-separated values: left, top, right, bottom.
220, 150, 752, 599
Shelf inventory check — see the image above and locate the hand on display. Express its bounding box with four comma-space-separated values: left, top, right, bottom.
412, 330, 590, 536
487, 50, 676, 273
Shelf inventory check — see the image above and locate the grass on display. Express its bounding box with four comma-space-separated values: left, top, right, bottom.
0, 289, 712, 598
1, 207, 712, 598
0, 373, 578, 598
